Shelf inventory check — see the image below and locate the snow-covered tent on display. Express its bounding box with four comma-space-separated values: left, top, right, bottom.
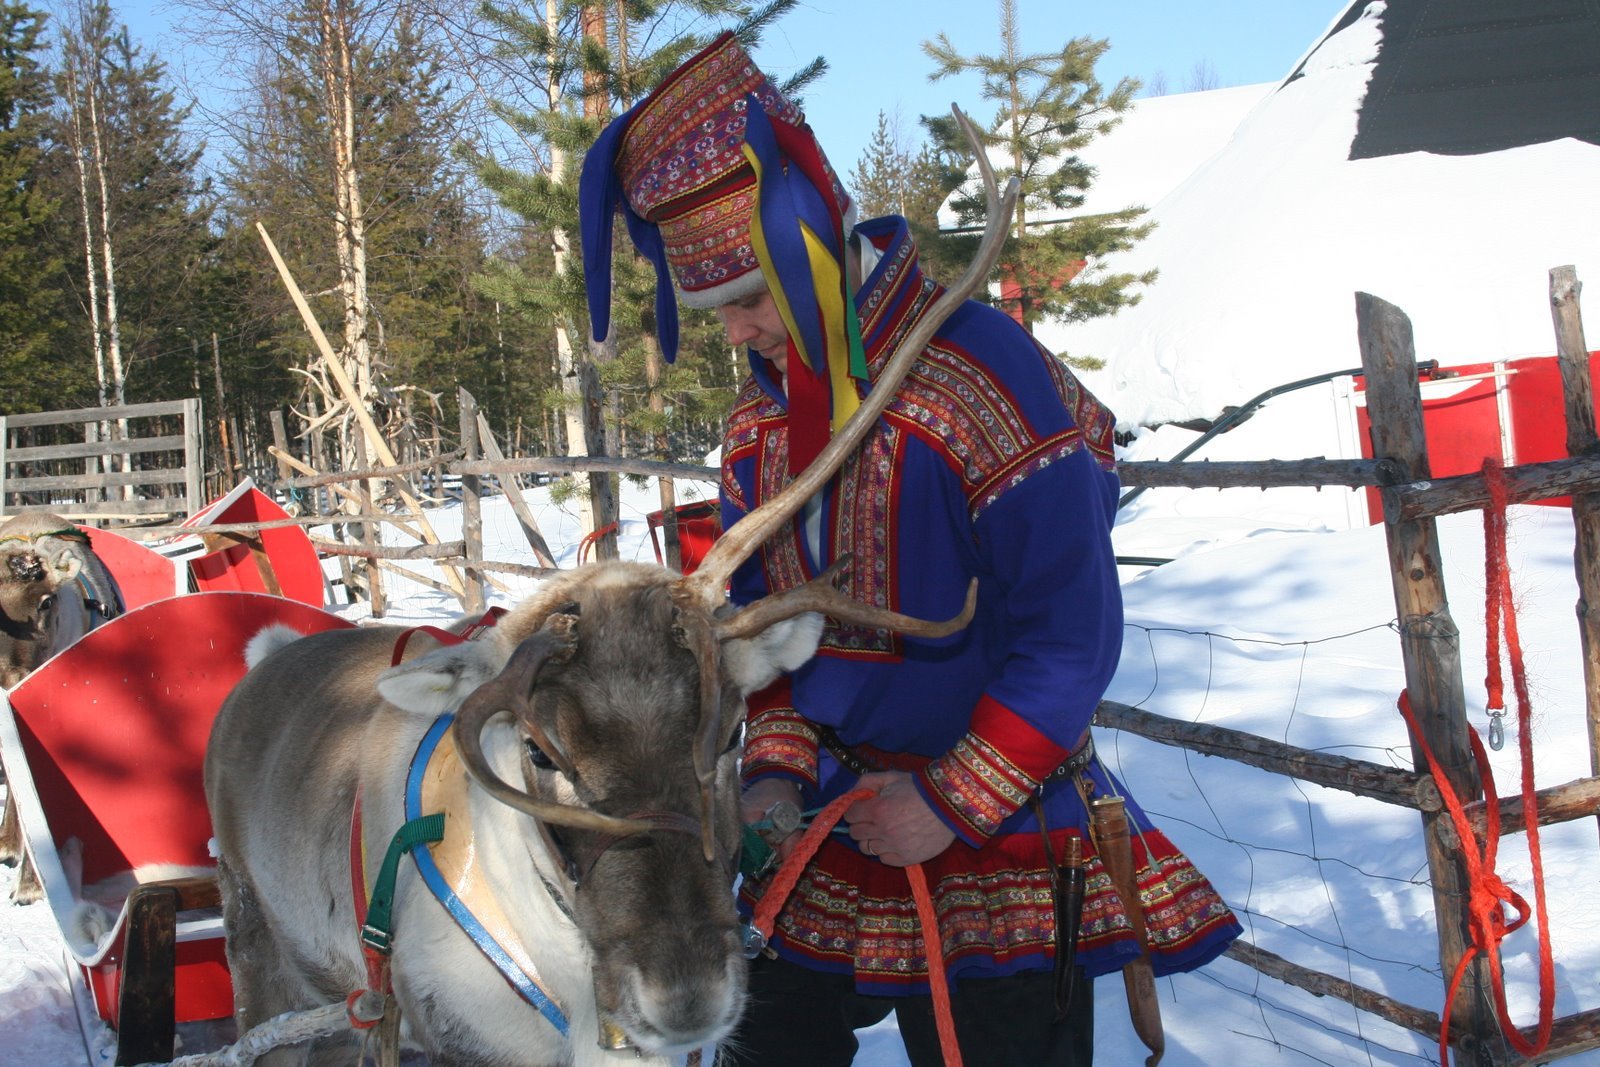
1040, 0, 1600, 444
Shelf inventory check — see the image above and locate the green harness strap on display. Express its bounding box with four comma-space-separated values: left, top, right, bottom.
361, 812, 446, 954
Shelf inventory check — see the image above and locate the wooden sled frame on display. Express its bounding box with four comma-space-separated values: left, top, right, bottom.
0, 592, 354, 1063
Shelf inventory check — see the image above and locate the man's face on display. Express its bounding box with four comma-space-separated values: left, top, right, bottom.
715, 287, 790, 375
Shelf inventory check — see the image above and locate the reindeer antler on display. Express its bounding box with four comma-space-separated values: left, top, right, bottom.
680, 104, 1018, 609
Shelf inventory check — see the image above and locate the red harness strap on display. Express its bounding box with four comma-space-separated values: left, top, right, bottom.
750, 788, 965, 1067
389, 606, 508, 666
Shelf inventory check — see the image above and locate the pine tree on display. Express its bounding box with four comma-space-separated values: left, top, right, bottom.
0, 2, 73, 413
924, 0, 1155, 353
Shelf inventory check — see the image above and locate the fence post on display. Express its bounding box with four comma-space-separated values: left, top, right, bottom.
1357, 292, 1503, 1066
183, 398, 204, 516
580, 362, 619, 560
0, 414, 8, 515
269, 410, 292, 496
1549, 265, 1600, 844
458, 387, 487, 614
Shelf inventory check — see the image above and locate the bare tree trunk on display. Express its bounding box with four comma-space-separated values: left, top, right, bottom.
643, 334, 680, 570
60, 57, 108, 413
546, 0, 595, 534
81, 67, 125, 409
316, 0, 376, 469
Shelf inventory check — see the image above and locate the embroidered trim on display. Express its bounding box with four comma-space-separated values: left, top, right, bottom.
743, 708, 820, 785
742, 828, 1240, 991
918, 733, 1040, 843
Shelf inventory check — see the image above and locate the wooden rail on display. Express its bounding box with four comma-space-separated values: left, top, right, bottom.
0, 398, 203, 518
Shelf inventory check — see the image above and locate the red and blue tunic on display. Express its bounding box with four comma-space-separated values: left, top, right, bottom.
725, 216, 1241, 994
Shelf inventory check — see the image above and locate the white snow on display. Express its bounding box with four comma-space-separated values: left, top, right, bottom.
1035, 2, 1600, 438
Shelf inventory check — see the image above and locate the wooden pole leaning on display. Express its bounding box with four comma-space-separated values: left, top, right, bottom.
255, 222, 467, 602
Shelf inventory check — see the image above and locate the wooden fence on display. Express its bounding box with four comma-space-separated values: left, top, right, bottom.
0, 399, 204, 519
82, 268, 1600, 1064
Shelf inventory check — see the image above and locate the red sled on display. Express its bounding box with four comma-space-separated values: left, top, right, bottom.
181, 483, 328, 607
0, 592, 354, 1063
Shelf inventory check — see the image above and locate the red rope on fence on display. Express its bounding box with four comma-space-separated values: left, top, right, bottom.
750, 787, 964, 1067
1394, 456, 1555, 1064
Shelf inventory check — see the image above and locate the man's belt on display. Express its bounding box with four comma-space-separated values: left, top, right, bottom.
817, 725, 1095, 784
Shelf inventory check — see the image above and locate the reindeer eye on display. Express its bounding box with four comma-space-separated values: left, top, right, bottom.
525, 740, 557, 770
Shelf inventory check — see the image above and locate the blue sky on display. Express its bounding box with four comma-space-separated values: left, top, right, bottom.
117, 0, 1343, 173
754, 0, 1343, 168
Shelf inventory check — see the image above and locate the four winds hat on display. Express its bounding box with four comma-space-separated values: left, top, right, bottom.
580, 31, 869, 472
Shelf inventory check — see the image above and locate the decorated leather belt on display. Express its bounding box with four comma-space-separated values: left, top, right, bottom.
817, 725, 1095, 784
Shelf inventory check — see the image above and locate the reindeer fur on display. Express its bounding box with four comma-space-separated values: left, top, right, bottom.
205, 562, 822, 1067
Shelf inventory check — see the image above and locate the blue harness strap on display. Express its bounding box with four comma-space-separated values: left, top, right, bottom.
404, 713, 570, 1036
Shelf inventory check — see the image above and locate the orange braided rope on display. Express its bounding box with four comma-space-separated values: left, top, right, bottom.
1392, 457, 1555, 1064
750, 787, 964, 1067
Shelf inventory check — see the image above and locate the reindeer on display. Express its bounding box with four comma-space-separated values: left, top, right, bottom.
0, 511, 122, 689
204, 111, 1015, 1067
0, 511, 124, 903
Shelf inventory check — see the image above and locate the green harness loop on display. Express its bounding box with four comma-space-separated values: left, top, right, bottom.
361, 812, 446, 954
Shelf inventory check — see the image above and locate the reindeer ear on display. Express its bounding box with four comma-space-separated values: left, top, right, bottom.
50, 554, 83, 583
721, 612, 824, 695
377, 639, 511, 716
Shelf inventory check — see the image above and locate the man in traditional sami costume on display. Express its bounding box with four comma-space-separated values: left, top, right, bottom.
580, 31, 1241, 1066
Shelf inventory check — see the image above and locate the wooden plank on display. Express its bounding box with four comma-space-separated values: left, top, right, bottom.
1095, 701, 1434, 810
1117, 457, 1384, 489
255, 223, 466, 601
4, 435, 187, 462
457, 387, 486, 613
1387, 453, 1600, 522
269, 409, 291, 484
0, 415, 8, 513
352, 430, 385, 617
3, 399, 189, 428
1550, 264, 1600, 845
309, 537, 467, 560
183, 397, 203, 515
113, 885, 178, 1065
1223, 939, 1441, 1037
475, 407, 557, 569
474, 559, 563, 579
453, 455, 718, 482
6, 468, 189, 493
1464, 774, 1600, 837
1538, 1006, 1600, 1062
1356, 291, 1499, 1066
282, 448, 465, 490
28, 499, 186, 519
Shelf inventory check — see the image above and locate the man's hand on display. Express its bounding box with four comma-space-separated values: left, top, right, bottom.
741, 778, 805, 863
845, 771, 956, 867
